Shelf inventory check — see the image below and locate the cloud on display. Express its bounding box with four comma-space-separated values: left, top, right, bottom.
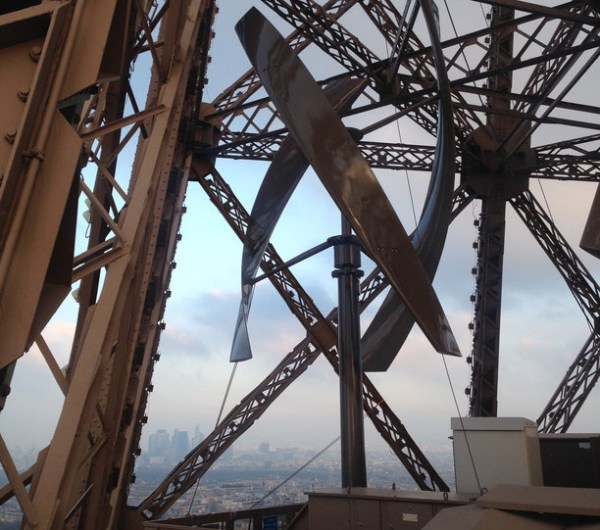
159, 322, 212, 359
0, 348, 64, 458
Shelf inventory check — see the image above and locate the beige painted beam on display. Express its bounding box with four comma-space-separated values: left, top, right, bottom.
0, 434, 38, 526
25, 3, 209, 530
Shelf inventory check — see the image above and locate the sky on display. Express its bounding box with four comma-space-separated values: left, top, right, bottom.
2, 0, 600, 483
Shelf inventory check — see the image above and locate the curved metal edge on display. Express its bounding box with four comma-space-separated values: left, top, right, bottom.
580, 183, 600, 258
361, 0, 459, 371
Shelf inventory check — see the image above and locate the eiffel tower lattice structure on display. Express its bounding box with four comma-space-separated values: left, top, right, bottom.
1, 2, 600, 530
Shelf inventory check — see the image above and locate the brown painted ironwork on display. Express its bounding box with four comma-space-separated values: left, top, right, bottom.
2, 2, 600, 529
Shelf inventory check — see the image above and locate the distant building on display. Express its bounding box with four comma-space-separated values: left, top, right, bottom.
258, 441, 270, 455
191, 425, 204, 448
146, 428, 190, 465
274, 447, 297, 464
170, 429, 190, 462
148, 429, 170, 463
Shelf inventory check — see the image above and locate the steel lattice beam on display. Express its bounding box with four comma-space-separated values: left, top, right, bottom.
206, 135, 600, 183
468, 197, 507, 417
537, 331, 600, 433
511, 190, 600, 432
464, 5, 516, 417
0, 2, 217, 530
511, 190, 600, 327
532, 154, 600, 182
137, 330, 327, 518
204, 1, 600, 183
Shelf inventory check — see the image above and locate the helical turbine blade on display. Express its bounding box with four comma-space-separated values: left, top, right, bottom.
230, 78, 366, 362
580, 184, 600, 257
361, 0, 459, 370
235, 8, 460, 356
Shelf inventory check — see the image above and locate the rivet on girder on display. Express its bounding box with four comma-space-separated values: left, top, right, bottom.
18, 88, 30, 102
29, 46, 42, 62
4, 131, 16, 144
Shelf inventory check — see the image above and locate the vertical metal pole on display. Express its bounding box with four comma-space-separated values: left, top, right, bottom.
469, 197, 506, 417
333, 217, 367, 488
468, 5, 514, 417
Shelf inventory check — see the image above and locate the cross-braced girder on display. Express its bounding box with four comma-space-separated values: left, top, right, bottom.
511, 190, 600, 433
512, 191, 600, 328
0, 2, 217, 529
537, 331, 600, 434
